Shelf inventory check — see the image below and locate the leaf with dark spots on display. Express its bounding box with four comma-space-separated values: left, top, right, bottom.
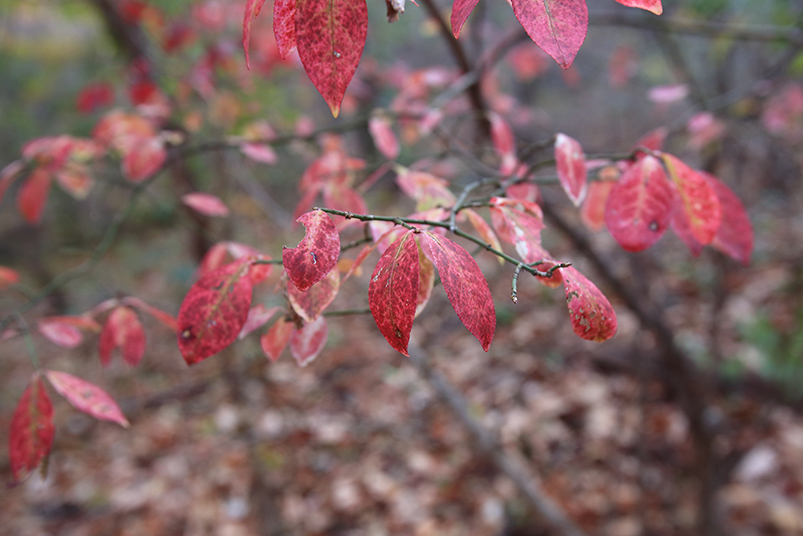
44, 370, 129, 427
283, 210, 340, 292
562, 266, 617, 342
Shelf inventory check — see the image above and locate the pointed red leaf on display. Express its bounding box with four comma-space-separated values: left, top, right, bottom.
241, 143, 278, 164
288, 267, 341, 322
451, 0, 480, 38
295, 0, 367, 117
182, 192, 230, 217
44, 370, 128, 427
0, 266, 20, 288
661, 153, 721, 245
122, 137, 166, 182
562, 266, 617, 342
421, 232, 495, 351
239, 305, 279, 339
98, 306, 146, 366
17, 168, 52, 224
274, 0, 298, 59
555, 133, 587, 206
9, 376, 55, 482
290, 316, 329, 366
395, 167, 456, 212
243, 0, 269, 69
121, 297, 179, 332
368, 230, 419, 356
615, 0, 662, 15
580, 180, 615, 231
283, 210, 340, 292
261, 316, 294, 361
369, 115, 400, 160
707, 175, 753, 266
489, 112, 518, 176
604, 155, 673, 252
670, 201, 703, 257
178, 260, 254, 365
510, 0, 588, 69
416, 248, 436, 317
38, 318, 84, 348
489, 197, 545, 261
463, 208, 504, 264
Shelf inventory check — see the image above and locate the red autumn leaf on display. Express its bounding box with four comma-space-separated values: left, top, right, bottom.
9, 376, 55, 482
288, 268, 340, 322
238, 305, 279, 339
451, 0, 480, 38
55, 165, 93, 199
76, 82, 114, 114
581, 180, 615, 231
489, 197, 545, 262
274, 0, 298, 59
510, 0, 588, 69
290, 316, 329, 366
562, 266, 617, 342
295, 0, 367, 117
44, 370, 129, 428
322, 185, 368, 228
240, 143, 278, 164
555, 133, 587, 206
634, 127, 667, 153
421, 232, 495, 351
416, 247, 435, 317
98, 306, 146, 367
661, 153, 721, 245
261, 316, 294, 361
38, 317, 85, 348
122, 137, 166, 182
604, 155, 673, 252
283, 210, 340, 292
615, 0, 662, 15
121, 296, 179, 332
368, 230, 419, 356
669, 201, 703, 257
395, 167, 456, 212
463, 208, 503, 264
368, 115, 400, 160
17, 168, 52, 224
243, 0, 268, 69
706, 175, 753, 266
225, 242, 274, 285
0, 266, 20, 288
182, 192, 230, 217
178, 260, 254, 365
489, 112, 518, 176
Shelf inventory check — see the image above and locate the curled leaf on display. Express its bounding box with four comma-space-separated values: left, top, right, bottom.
283, 210, 340, 292
44, 370, 129, 427
555, 133, 587, 206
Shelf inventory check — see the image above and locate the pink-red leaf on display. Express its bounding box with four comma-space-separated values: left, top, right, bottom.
98, 306, 146, 367
707, 175, 753, 266
562, 266, 617, 342
489, 112, 518, 175
0, 266, 20, 288
463, 208, 504, 265
421, 232, 495, 351
510, 0, 588, 69
604, 155, 673, 252
239, 305, 279, 340
416, 248, 435, 317
44, 370, 129, 427
283, 210, 340, 292
182, 192, 230, 217
274, 0, 298, 59
9, 376, 55, 482
580, 180, 615, 231
17, 168, 52, 224
369, 115, 400, 160
615, 0, 662, 15
290, 316, 328, 367
288, 267, 341, 322
395, 167, 456, 212
451, 0, 480, 38
555, 133, 587, 206
261, 316, 294, 361
38, 318, 84, 348
489, 197, 545, 261
295, 0, 367, 117
122, 296, 179, 332
178, 260, 254, 365
243, 0, 269, 69
122, 137, 166, 182
368, 230, 419, 356
661, 153, 722, 245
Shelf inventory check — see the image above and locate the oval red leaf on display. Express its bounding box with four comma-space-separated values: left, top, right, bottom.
290, 316, 329, 367
555, 133, 587, 206
243, 0, 269, 69
182, 192, 230, 217
178, 260, 254, 365
368, 115, 400, 160
9, 376, 55, 482
44, 370, 129, 427
562, 266, 617, 342
17, 168, 52, 224
368, 230, 419, 356
615, 0, 662, 15
274, 0, 298, 59
510, 0, 588, 69
451, 0, 480, 38
261, 316, 294, 362
288, 267, 341, 323
283, 210, 340, 292
421, 232, 496, 351
99, 306, 146, 367
39, 318, 84, 348
707, 174, 753, 266
661, 153, 721, 245
0, 266, 20, 288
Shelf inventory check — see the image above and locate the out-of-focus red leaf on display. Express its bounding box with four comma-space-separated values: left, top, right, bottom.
241, 143, 278, 164
555, 133, 587, 206
322, 185, 368, 229
615, 0, 662, 14
489, 197, 545, 262
510, 0, 588, 69
415, 248, 435, 317
506, 181, 540, 202
421, 232, 495, 351
395, 167, 456, 211
243, 0, 268, 69
648, 84, 688, 104
369, 230, 419, 356
178, 260, 253, 365
99, 306, 146, 367
634, 127, 667, 153
562, 266, 617, 342
295, 0, 367, 117
608, 45, 637, 88
489, 112, 518, 175
288, 268, 340, 322
661, 153, 721, 245
670, 201, 703, 257
274, 0, 297, 59
44, 370, 128, 427
121, 296, 178, 332
283, 210, 340, 292
163, 23, 195, 53
238, 305, 279, 340
55, 165, 93, 199
687, 112, 726, 150
290, 316, 328, 366
463, 208, 504, 264
9, 376, 54, 482
122, 137, 166, 182
0, 266, 20, 288
581, 180, 615, 231
261, 316, 294, 361
76, 82, 114, 114
182, 192, 230, 217
604, 155, 673, 252
198, 242, 273, 285
369, 115, 400, 160
706, 174, 753, 266
451, 0, 480, 38
38, 318, 84, 348
17, 168, 51, 224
